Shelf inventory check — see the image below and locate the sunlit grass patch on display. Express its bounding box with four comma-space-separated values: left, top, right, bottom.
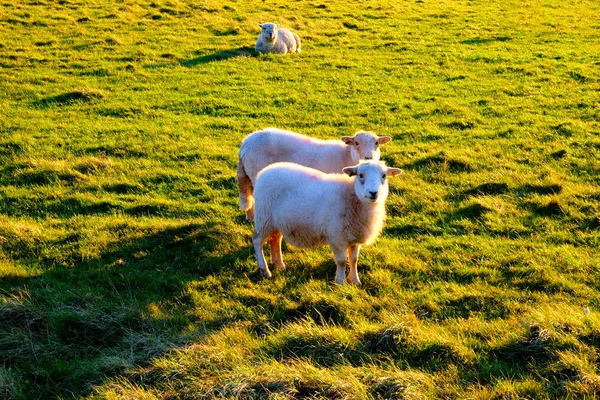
1, 0, 599, 397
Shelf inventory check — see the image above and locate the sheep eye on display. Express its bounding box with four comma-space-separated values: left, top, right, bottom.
359, 173, 364, 179
355, 142, 359, 146
382, 174, 386, 179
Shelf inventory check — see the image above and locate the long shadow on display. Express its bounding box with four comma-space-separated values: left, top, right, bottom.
448, 182, 510, 202
0, 221, 255, 398
181, 46, 257, 67
261, 321, 565, 389
1, 213, 585, 397
402, 152, 474, 173
461, 36, 511, 45
261, 323, 466, 372
446, 182, 562, 202
3, 216, 388, 397
31, 89, 106, 107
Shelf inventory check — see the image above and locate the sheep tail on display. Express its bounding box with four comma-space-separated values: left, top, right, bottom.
237, 155, 254, 221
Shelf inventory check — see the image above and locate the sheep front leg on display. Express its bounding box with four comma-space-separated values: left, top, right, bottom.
331, 245, 348, 285
348, 245, 361, 286
269, 231, 286, 270
252, 230, 272, 278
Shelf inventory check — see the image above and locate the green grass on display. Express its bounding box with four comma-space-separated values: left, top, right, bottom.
1, 0, 600, 398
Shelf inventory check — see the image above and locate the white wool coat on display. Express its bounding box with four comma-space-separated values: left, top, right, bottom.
253, 162, 387, 250
239, 128, 384, 186
256, 27, 301, 54
236, 128, 391, 221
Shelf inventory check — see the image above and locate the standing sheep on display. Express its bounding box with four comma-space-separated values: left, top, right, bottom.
252, 161, 402, 285
237, 128, 392, 220
255, 23, 301, 54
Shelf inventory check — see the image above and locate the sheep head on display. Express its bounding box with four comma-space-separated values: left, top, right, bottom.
343, 161, 402, 203
341, 131, 392, 164
259, 23, 279, 42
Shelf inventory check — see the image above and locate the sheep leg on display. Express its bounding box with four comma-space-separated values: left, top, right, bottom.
269, 231, 286, 270
246, 206, 254, 222
252, 230, 272, 278
348, 245, 362, 286
293, 33, 301, 53
332, 246, 348, 285
237, 162, 254, 221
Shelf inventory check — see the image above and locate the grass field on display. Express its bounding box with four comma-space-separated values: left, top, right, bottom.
1, 0, 600, 398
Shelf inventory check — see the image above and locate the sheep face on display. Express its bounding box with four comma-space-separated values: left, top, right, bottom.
341, 131, 392, 164
343, 161, 402, 203
259, 23, 278, 42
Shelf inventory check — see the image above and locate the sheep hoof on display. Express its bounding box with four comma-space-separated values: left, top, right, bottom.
259, 268, 272, 278
351, 279, 362, 286
275, 262, 286, 270
335, 279, 347, 285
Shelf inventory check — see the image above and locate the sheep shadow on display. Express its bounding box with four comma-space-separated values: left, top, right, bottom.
181, 46, 257, 67
31, 89, 105, 107
0, 221, 256, 398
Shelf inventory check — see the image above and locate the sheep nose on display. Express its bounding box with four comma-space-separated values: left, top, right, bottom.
369, 191, 378, 198
364, 156, 372, 160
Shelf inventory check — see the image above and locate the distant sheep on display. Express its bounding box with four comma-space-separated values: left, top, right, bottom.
252, 161, 402, 285
237, 128, 392, 220
255, 23, 301, 54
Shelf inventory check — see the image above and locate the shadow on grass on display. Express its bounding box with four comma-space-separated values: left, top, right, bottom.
0, 216, 584, 398
446, 182, 561, 203
370, 327, 465, 371
181, 46, 257, 67
0, 221, 255, 398
402, 151, 474, 173
32, 89, 106, 107
0, 194, 220, 219
460, 182, 510, 198
461, 36, 511, 45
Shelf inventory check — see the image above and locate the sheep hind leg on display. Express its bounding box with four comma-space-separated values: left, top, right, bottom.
269, 231, 286, 270
293, 33, 301, 53
245, 206, 254, 222
348, 245, 362, 286
331, 245, 348, 285
237, 161, 254, 222
252, 230, 272, 278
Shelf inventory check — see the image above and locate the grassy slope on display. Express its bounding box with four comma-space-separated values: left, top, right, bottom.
1, 0, 600, 398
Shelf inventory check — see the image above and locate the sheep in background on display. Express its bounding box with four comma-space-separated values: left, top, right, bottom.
251, 161, 402, 285
255, 23, 301, 54
237, 128, 393, 220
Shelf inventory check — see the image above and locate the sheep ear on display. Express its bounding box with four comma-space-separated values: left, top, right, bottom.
343, 166, 358, 177
378, 136, 392, 145
341, 136, 355, 145
386, 167, 403, 177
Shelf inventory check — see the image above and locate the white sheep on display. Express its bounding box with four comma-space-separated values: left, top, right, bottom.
237, 127, 392, 220
251, 161, 402, 285
255, 23, 301, 54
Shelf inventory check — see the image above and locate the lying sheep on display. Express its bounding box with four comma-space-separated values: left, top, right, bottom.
237, 128, 392, 220
255, 23, 301, 54
252, 161, 402, 285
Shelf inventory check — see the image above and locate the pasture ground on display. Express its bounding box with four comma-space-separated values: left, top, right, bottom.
1, 0, 600, 398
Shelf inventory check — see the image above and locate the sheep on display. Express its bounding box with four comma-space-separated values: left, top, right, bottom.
237, 127, 392, 221
255, 23, 301, 54
251, 160, 402, 285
